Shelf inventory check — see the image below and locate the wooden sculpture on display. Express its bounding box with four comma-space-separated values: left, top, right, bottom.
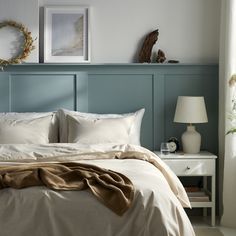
138, 29, 159, 63
156, 49, 166, 63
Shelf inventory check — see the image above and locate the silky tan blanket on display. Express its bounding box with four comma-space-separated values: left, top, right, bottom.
0, 162, 134, 216
0, 146, 191, 208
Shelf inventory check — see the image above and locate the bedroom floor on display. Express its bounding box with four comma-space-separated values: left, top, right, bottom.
194, 226, 236, 236
192, 217, 236, 236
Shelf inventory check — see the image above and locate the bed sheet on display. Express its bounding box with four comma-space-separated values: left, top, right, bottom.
0, 143, 195, 236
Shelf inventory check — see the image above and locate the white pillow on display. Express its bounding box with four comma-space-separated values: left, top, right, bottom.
67, 115, 135, 144
0, 112, 53, 120
58, 108, 145, 145
0, 113, 58, 143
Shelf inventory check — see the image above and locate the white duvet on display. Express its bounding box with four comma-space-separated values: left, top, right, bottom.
0, 143, 195, 236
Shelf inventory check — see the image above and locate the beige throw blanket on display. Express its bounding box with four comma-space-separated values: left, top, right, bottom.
0, 162, 134, 216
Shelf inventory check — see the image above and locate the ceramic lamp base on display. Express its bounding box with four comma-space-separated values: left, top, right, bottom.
182, 125, 201, 154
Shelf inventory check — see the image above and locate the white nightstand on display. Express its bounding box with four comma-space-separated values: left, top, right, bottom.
154, 151, 217, 226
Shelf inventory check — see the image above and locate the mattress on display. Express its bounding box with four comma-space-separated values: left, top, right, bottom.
0, 143, 195, 236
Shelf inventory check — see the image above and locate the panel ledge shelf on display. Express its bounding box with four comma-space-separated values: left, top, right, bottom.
6, 62, 218, 66
4, 63, 219, 72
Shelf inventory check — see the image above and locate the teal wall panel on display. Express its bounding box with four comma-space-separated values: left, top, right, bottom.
153, 74, 165, 150
0, 72, 10, 112
0, 72, 89, 113
88, 74, 154, 149
0, 64, 218, 152
10, 74, 76, 112
76, 72, 88, 112
164, 73, 218, 154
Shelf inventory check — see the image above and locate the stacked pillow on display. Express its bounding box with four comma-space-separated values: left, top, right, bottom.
0, 112, 58, 144
58, 108, 145, 145
0, 109, 145, 145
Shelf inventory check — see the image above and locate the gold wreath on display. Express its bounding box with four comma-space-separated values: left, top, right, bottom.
0, 20, 35, 67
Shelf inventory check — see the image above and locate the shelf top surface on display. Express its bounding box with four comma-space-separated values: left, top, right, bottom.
154, 151, 217, 159
7, 62, 218, 67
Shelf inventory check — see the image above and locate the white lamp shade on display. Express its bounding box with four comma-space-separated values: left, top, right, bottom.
174, 96, 208, 123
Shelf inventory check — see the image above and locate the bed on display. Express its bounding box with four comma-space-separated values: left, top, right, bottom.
0, 109, 195, 236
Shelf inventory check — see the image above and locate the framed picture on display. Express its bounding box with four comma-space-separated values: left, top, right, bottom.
44, 6, 90, 63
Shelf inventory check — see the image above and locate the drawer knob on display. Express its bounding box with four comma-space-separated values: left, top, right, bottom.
186, 166, 191, 170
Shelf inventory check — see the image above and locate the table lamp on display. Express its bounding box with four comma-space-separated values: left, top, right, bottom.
174, 96, 208, 154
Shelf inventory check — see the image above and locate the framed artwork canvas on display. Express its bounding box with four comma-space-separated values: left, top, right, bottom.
44, 6, 90, 63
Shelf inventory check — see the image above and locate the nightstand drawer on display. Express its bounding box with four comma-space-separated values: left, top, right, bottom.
163, 159, 214, 176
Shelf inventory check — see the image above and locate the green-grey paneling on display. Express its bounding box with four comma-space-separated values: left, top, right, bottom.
202, 73, 219, 153
75, 72, 89, 112
10, 74, 76, 112
0, 72, 10, 112
164, 73, 218, 153
0, 63, 219, 152
88, 74, 154, 149
153, 74, 165, 150
5, 72, 88, 112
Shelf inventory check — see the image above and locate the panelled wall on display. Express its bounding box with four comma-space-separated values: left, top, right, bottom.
0, 64, 218, 152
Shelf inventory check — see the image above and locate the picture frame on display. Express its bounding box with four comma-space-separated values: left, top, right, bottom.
44, 6, 90, 63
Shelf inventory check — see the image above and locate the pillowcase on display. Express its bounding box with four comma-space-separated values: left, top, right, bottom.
0, 112, 58, 143
67, 115, 135, 144
0, 112, 53, 120
57, 108, 145, 145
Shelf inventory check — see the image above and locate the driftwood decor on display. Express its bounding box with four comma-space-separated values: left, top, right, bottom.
138, 29, 159, 63
156, 49, 166, 63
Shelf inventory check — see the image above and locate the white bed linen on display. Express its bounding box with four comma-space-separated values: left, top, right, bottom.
0, 144, 195, 236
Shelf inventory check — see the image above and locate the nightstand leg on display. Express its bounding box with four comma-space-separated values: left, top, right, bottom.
203, 176, 207, 217
211, 175, 216, 226
211, 206, 215, 226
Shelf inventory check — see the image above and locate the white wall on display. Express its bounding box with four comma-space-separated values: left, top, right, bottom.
0, 0, 221, 63
0, 0, 39, 63
39, 0, 221, 63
